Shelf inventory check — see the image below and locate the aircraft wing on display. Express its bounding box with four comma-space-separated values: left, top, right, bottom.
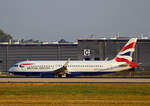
52, 58, 70, 75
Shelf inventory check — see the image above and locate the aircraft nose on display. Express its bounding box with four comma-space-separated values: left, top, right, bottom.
8, 67, 15, 72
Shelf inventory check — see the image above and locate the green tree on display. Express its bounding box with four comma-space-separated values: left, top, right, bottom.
0, 29, 13, 42
58, 38, 69, 43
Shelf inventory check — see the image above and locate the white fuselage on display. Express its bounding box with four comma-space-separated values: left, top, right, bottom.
9, 60, 131, 73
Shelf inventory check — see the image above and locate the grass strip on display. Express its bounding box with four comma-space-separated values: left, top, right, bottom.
0, 83, 149, 106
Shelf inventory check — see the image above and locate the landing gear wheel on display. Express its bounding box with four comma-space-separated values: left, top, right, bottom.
66, 74, 71, 78
58, 74, 62, 78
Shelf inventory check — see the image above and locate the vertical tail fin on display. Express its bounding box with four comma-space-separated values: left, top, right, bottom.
114, 38, 139, 67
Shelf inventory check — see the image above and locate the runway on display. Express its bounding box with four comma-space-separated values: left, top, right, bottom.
0, 78, 150, 83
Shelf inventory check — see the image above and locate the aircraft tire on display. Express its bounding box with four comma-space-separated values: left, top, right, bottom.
66, 74, 71, 78
58, 74, 63, 78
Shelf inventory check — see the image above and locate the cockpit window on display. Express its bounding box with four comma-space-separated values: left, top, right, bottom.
19, 65, 24, 68
14, 65, 18, 67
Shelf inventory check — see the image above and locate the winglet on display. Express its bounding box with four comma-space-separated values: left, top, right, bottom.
64, 58, 70, 67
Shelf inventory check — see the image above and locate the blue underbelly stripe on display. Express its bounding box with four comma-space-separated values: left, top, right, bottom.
10, 71, 112, 77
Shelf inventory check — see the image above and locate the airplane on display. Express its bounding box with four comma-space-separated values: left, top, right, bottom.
8, 38, 139, 77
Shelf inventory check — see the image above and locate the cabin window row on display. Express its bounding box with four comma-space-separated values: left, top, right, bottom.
21, 65, 103, 68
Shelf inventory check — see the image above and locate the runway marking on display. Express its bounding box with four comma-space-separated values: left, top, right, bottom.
0, 78, 150, 83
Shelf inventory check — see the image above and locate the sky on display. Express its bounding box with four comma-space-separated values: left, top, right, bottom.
0, 0, 150, 41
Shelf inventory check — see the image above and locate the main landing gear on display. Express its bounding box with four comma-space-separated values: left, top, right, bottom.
56, 74, 71, 78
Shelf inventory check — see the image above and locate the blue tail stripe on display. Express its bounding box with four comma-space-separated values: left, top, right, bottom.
120, 51, 131, 56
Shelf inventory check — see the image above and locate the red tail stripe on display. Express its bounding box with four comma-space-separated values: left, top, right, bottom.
115, 57, 138, 67
115, 57, 131, 64
121, 42, 136, 52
